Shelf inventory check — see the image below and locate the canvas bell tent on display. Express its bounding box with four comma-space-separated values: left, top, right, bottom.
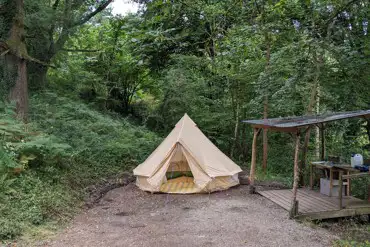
134, 114, 242, 193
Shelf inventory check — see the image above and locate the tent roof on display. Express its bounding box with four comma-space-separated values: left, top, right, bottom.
242, 109, 370, 132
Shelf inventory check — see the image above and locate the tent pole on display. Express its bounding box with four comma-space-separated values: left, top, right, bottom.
249, 128, 260, 194
290, 131, 301, 218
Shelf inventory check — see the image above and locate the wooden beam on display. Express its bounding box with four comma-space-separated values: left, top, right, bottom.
251, 124, 299, 133
290, 131, 301, 218
296, 207, 370, 220
249, 128, 260, 194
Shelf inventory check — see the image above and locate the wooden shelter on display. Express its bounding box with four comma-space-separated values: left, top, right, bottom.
243, 110, 370, 219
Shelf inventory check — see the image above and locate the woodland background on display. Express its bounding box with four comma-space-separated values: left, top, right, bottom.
0, 0, 369, 242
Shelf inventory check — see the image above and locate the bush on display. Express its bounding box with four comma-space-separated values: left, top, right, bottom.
0, 218, 23, 240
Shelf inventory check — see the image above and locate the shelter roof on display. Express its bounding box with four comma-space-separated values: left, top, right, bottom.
242, 110, 370, 132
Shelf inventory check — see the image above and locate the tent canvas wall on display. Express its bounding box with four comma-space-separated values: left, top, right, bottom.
133, 114, 242, 193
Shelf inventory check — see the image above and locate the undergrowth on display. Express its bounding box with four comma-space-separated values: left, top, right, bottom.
316, 217, 370, 247
0, 92, 159, 242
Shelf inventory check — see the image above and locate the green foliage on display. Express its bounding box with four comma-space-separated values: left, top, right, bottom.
23, 0, 115, 89
0, 102, 71, 240
48, 0, 369, 167
0, 173, 16, 200
0, 171, 80, 240
0, 92, 159, 240
351, 177, 370, 200
30, 92, 159, 173
0, 103, 71, 172
2, 0, 370, 242
144, 55, 237, 156
333, 240, 370, 247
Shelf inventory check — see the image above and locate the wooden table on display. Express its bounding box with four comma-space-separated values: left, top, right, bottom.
310, 162, 359, 196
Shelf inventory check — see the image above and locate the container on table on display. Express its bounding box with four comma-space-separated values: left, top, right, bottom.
351, 154, 363, 168
320, 178, 345, 197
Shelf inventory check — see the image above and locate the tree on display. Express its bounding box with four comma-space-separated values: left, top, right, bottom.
26, 0, 114, 89
0, 0, 115, 120
128, 0, 245, 71
54, 16, 153, 115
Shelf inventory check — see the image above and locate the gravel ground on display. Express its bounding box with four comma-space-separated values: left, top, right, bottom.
43, 184, 338, 247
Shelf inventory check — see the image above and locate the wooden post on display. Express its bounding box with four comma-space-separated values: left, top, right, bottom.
338, 171, 343, 209
310, 162, 314, 190
329, 168, 333, 197
290, 131, 301, 218
249, 128, 260, 194
367, 170, 370, 203
320, 124, 325, 160
347, 171, 350, 196
300, 127, 311, 186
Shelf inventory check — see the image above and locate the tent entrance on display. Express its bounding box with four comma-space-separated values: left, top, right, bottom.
160, 176, 200, 193
160, 144, 201, 194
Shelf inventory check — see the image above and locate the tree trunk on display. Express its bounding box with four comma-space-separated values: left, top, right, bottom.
262, 96, 268, 173
315, 84, 321, 159
300, 78, 320, 185
365, 118, 370, 144
4, 0, 28, 120
231, 81, 240, 159
320, 124, 325, 160
231, 100, 240, 159
249, 128, 260, 194
241, 110, 248, 160
300, 52, 323, 185
290, 132, 301, 218
9, 59, 28, 120
262, 33, 270, 173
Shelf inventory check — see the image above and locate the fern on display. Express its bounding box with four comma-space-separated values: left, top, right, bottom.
0, 173, 17, 200
0, 144, 18, 169
0, 102, 71, 171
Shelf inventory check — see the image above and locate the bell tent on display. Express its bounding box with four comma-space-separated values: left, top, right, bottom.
133, 114, 242, 193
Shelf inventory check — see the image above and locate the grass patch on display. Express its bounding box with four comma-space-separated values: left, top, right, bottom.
254, 167, 293, 188
325, 218, 370, 247
333, 240, 370, 247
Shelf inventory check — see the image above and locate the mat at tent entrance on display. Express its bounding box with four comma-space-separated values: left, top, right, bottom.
160, 176, 201, 194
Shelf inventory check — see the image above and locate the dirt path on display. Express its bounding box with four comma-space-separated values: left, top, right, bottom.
43, 184, 338, 247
